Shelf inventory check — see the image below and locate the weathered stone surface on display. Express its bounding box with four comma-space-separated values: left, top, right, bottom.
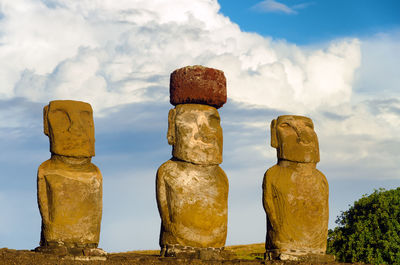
157, 161, 228, 249
37, 100, 103, 256
44, 100, 95, 157
263, 115, 329, 260
157, 97, 228, 255
266, 250, 335, 262
161, 244, 233, 260
168, 104, 223, 165
270, 115, 319, 163
170, 65, 227, 109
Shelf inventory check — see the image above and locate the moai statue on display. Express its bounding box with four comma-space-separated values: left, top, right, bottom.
36, 100, 105, 257
263, 115, 330, 261
156, 65, 229, 259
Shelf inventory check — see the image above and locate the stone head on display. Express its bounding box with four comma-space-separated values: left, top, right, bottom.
270, 115, 319, 163
44, 100, 95, 157
167, 104, 223, 165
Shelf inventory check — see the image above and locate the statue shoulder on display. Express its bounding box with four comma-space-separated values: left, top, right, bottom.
264, 164, 280, 177
264, 164, 289, 180
263, 164, 278, 190
88, 162, 101, 172
315, 168, 329, 187
215, 166, 229, 187
263, 164, 294, 187
157, 159, 178, 179
88, 162, 102, 181
37, 159, 53, 176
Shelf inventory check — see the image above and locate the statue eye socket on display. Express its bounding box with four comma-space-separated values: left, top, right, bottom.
80, 111, 93, 125
208, 116, 220, 129
305, 122, 314, 129
279, 122, 289, 128
80, 110, 91, 118
50, 109, 70, 128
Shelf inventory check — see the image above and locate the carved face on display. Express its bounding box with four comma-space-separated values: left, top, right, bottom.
168, 104, 222, 165
271, 115, 319, 163
44, 100, 95, 157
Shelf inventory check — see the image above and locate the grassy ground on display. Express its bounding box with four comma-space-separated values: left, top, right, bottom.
127, 249, 159, 255
225, 243, 265, 260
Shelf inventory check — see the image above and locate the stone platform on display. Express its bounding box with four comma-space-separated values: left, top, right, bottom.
0, 248, 359, 265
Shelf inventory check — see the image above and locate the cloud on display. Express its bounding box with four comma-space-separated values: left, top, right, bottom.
314, 99, 400, 181
292, 2, 314, 10
354, 30, 400, 99
252, 0, 297, 14
251, 0, 313, 15
0, 0, 361, 115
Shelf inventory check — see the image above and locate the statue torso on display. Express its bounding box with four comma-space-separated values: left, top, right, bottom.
157, 159, 228, 248
263, 164, 328, 253
37, 158, 102, 246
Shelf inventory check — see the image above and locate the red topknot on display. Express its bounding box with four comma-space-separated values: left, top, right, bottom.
170, 65, 227, 109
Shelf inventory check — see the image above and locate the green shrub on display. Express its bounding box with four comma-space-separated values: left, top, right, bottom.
327, 187, 400, 265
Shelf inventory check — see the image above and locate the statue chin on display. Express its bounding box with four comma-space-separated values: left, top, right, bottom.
172, 145, 222, 165
279, 148, 320, 163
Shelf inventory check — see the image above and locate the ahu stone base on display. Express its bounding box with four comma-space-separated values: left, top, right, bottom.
35, 244, 107, 261
161, 244, 234, 260
265, 249, 335, 262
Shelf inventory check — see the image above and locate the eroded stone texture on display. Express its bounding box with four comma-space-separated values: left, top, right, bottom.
36, 100, 104, 257
169, 104, 223, 165
157, 67, 229, 259
157, 160, 228, 248
44, 100, 95, 157
170, 65, 227, 109
263, 115, 329, 261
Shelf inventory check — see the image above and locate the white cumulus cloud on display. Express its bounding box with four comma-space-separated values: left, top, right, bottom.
0, 0, 361, 115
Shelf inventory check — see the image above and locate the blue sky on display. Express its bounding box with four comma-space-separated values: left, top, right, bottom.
0, 0, 399, 252
218, 0, 400, 43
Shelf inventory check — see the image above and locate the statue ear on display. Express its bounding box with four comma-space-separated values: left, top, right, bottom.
43, 105, 49, 136
270, 119, 278, 148
167, 108, 176, 145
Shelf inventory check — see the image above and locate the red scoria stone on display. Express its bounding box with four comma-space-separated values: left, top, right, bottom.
170, 65, 227, 109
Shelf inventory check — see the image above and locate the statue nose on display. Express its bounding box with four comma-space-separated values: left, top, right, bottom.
67, 114, 84, 135
294, 126, 312, 144
68, 122, 82, 134
195, 123, 214, 143
299, 132, 312, 144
